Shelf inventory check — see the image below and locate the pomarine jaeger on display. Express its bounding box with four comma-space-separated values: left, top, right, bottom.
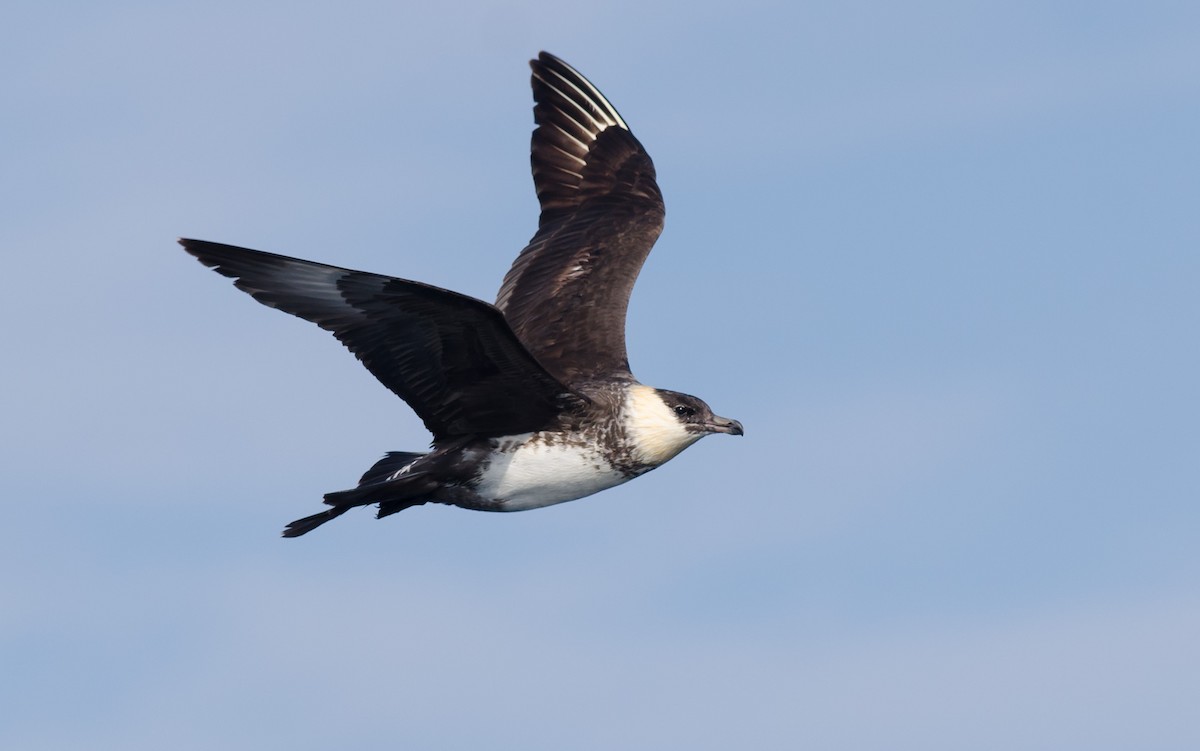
181, 52, 743, 537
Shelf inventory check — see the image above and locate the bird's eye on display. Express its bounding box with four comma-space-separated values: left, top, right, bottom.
673, 404, 696, 418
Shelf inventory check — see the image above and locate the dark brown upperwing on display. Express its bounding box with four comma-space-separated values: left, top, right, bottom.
496, 52, 665, 386
181, 239, 579, 440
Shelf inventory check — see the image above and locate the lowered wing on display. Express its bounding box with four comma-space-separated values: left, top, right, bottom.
181, 239, 580, 440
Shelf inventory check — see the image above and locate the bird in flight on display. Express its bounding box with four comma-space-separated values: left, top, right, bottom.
181, 52, 743, 537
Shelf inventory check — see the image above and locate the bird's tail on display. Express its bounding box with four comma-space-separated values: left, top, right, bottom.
281, 451, 435, 537
280, 505, 354, 538
356, 451, 427, 485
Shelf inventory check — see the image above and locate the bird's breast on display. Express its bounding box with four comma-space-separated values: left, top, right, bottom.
472, 432, 633, 511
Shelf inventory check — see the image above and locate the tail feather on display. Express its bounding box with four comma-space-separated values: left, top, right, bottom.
281, 459, 440, 537
377, 498, 428, 519
322, 470, 436, 507
358, 451, 425, 485
282, 506, 352, 538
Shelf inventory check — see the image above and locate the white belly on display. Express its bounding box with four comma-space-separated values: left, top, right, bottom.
474, 435, 630, 511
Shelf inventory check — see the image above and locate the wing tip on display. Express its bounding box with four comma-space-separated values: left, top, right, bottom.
529, 51, 630, 132
177, 237, 242, 274
532, 50, 560, 68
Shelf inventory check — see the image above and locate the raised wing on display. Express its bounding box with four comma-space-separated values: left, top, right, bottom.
181, 239, 579, 439
496, 52, 665, 386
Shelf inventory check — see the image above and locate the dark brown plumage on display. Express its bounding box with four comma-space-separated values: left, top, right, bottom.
179, 52, 742, 537
179, 240, 580, 440
497, 52, 665, 385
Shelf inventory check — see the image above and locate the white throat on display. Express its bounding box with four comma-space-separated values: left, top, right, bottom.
622, 384, 703, 466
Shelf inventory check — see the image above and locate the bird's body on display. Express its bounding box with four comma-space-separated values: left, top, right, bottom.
182, 52, 742, 536
394, 383, 706, 512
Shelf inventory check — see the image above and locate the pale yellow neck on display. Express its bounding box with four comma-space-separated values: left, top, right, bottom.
622, 384, 702, 466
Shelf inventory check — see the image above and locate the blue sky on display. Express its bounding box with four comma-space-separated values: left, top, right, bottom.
3, 1, 1198, 748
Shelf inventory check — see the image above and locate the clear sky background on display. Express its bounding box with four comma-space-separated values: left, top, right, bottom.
3, 2, 1198, 749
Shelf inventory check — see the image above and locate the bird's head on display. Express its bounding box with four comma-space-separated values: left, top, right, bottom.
655, 389, 744, 437
623, 385, 743, 466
